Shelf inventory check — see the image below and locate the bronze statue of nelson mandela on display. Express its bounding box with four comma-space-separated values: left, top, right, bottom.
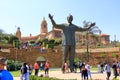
48, 13, 95, 72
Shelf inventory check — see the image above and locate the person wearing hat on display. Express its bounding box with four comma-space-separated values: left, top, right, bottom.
0, 57, 13, 80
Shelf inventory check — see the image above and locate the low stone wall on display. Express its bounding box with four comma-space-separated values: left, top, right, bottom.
76, 51, 120, 65
0, 48, 62, 67
0, 47, 120, 67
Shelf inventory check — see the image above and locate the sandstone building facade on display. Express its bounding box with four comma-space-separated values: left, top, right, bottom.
16, 18, 110, 45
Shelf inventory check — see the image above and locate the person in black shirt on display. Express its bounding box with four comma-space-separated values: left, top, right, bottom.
81, 65, 88, 80
112, 61, 118, 79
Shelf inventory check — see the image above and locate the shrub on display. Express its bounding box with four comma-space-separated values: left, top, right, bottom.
100, 53, 106, 58
112, 53, 118, 58
46, 44, 54, 49
30, 75, 60, 80
7, 60, 22, 71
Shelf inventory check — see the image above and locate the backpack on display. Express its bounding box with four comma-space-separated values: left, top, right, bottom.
23, 66, 27, 74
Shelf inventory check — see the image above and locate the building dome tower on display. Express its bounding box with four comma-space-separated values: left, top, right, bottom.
16, 27, 21, 40
40, 17, 48, 35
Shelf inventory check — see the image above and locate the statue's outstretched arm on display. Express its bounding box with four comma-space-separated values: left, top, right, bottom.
76, 22, 96, 31
48, 13, 57, 27
48, 13, 64, 29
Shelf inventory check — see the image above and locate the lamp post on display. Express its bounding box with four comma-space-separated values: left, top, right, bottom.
114, 35, 116, 47
13, 40, 19, 70
86, 32, 89, 62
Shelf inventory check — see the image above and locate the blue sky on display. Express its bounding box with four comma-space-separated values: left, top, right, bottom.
0, 0, 120, 41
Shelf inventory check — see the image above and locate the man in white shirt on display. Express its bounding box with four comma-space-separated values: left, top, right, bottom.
85, 62, 92, 80
104, 63, 111, 80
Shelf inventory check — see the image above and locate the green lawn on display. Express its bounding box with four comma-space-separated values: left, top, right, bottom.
10, 67, 98, 77
10, 70, 21, 77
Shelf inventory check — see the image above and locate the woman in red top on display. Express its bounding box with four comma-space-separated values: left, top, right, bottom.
44, 61, 50, 76
34, 62, 39, 76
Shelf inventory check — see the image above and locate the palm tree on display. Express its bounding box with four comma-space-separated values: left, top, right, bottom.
88, 25, 102, 46
83, 20, 102, 46
82, 20, 101, 61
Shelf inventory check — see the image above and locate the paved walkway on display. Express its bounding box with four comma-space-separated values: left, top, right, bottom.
14, 70, 120, 80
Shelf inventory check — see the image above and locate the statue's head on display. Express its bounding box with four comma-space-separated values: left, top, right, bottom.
67, 14, 73, 23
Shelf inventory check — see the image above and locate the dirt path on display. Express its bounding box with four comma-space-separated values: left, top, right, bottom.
14, 70, 120, 80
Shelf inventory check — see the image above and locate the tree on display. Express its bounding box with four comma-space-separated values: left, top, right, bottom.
8, 34, 19, 44
82, 20, 101, 61
83, 21, 102, 45
0, 29, 5, 43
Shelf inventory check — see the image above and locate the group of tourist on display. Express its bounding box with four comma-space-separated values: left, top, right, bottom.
97, 61, 120, 80
34, 61, 50, 76
0, 55, 51, 80
0, 56, 50, 80
20, 61, 50, 80
110, 61, 120, 79
1, 56, 120, 80
61, 60, 120, 80
61, 61, 92, 80
16, 41, 43, 52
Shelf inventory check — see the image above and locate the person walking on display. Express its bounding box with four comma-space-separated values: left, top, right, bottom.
0, 57, 13, 80
79, 61, 85, 73
29, 63, 33, 75
117, 61, 120, 76
62, 61, 69, 73
98, 62, 101, 73
104, 63, 111, 80
20, 62, 29, 80
34, 61, 39, 76
81, 65, 88, 80
26, 63, 30, 80
85, 62, 92, 80
49, 13, 95, 72
44, 61, 50, 76
112, 61, 118, 79
73, 62, 77, 73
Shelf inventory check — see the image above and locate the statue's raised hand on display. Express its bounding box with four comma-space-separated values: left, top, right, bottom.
48, 13, 53, 20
